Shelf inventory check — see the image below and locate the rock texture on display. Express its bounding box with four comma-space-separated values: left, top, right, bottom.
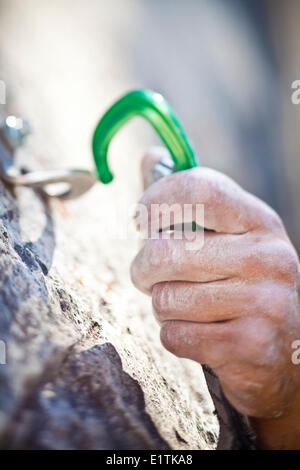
0, 179, 218, 450
0, 1, 219, 449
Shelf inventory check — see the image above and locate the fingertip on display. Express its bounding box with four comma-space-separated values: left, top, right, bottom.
130, 254, 152, 296
160, 321, 175, 353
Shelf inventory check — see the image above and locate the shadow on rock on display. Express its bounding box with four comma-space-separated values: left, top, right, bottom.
5, 343, 170, 450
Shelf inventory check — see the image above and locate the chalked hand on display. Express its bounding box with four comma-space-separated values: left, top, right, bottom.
131, 147, 300, 449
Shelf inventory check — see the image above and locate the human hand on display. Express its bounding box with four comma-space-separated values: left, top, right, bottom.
131, 148, 300, 449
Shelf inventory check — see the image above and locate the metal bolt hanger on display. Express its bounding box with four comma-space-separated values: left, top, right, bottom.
0, 115, 97, 200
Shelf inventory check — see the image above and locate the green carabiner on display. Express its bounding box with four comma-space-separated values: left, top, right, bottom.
92, 89, 197, 184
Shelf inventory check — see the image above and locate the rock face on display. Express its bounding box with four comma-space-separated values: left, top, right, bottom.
0, 179, 218, 450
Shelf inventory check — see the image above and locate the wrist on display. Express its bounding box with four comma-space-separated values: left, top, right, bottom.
249, 394, 300, 449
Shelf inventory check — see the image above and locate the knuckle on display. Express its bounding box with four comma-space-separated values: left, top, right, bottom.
268, 284, 295, 322
188, 167, 242, 202
186, 167, 221, 201
271, 241, 299, 281
262, 206, 285, 232
243, 239, 299, 282
258, 283, 294, 322
234, 317, 280, 366
270, 211, 284, 230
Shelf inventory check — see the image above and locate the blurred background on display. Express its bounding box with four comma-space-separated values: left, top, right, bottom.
0, 0, 299, 246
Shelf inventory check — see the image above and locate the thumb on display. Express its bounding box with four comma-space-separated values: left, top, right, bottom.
141, 146, 172, 190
